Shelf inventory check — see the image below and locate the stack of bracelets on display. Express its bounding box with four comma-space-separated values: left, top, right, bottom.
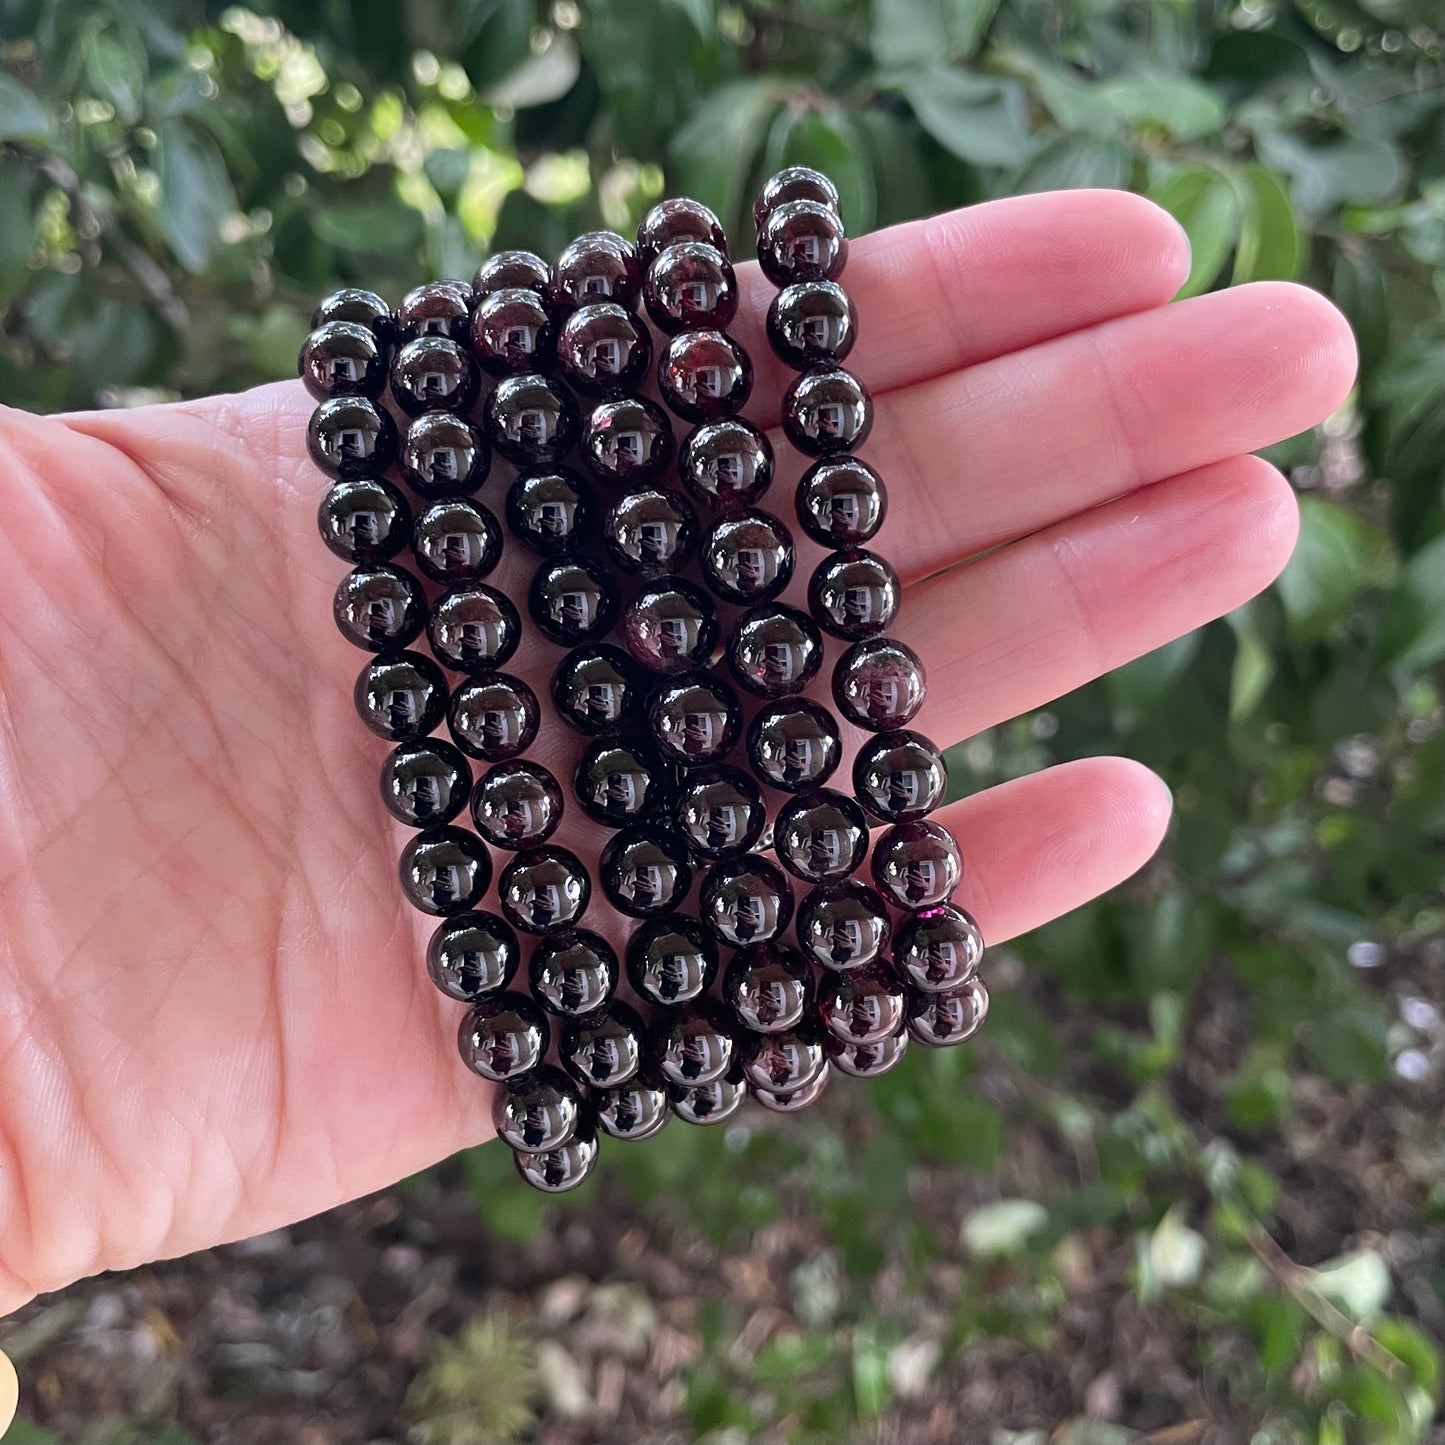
300, 167, 987, 1194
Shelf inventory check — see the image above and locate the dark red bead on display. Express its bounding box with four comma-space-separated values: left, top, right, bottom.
556, 301, 651, 394
766, 280, 856, 370
658, 329, 752, 423
782, 366, 872, 456
552, 645, 640, 735
427, 583, 522, 673
637, 198, 728, 261
727, 603, 823, 697
530, 929, 620, 1017
308, 396, 398, 480
796, 456, 887, 547
895, 904, 983, 992
626, 914, 718, 1007
702, 509, 794, 604
746, 699, 841, 794
595, 1077, 671, 1141
722, 942, 810, 1032
473, 249, 550, 299
411, 498, 502, 583
427, 912, 521, 1002
492, 1064, 582, 1151
906, 978, 989, 1047
796, 880, 893, 970
808, 549, 899, 640
333, 563, 425, 652
643, 241, 739, 334
399, 826, 493, 916
312, 287, 392, 339
753, 166, 841, 232
513, 1130, 598, 1192
600, 825, 693, 917
548, 230, 642, 311
773, 789, 869, 884
741, 1020, 827, 1093
470, 760, 564, 850
751, 1072, 830, 1113
394, 280, 471, 342
574, 736, 667, 828
469, 287, 554, 376
623, 577, 719, 675
670, 1068, 747, 1126
872, 820, 962, 909
506, 468, 592, 556
484, 374, 578, 468
818, 964, 905, 1045
758, 200, 848, 287
528, 556, 619, 646
562, 1001, 646, 1089
459, 992, 548, 1082
354, 649, 448, 741
702, 857, 795, 949
604, 488, 698, 577
680, 419, 774, 509
853, 729, 947, 822
673, 764, 766, 860
318, 477, 412, 564
833, 637, 927, 731
650, 1001, 736, 1087
582, 395, 675, 488
497, 846, 591, 935
827, 1031, 908, 1079
390, 335, 478, 416
647, 671, 741, 764
447, 673, 541, 761
381, 737, 472, 828
300, 320, 387, 400
400, 412, 489, 499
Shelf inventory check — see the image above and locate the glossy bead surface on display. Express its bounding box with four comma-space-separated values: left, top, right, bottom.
906, 978, 989, 1047
774, 789, 869, 884
447, 674, 540, 761
895, 904, 984, 992
563, 1001, 645, 1089
547, 230, 641, 311
757, 199, 848, 285
872, 820, 962, 909
427, 912, 520, 1002
471, 761, 564, 850
401, 412, 489, 499
595, 1077, 671, 1141
680, 419, 774, 509
470, 287, 553, 376
703, 509, 794, 604
650, 1002, 736, 1087
604, 488, 697, 578
670, 1068, 747, 1126
498, 846, 591, 935
727, 603, 823, 698
626, 914, 718, 1007
529, 556, 618, 646
752, 1071, 831, 1113
427, 584, 521, 673
492, 1064, 582, 1152
797, 880, 892, 971
399, 826, 492, 916
307, 397, 398, 480
746, 699, 841, 794
648, 671, 740, 764
513, 1130, 598, 1193
484, 374, 578, 468
623, 578, 718, 676
796, 456, 887, 548
473, 249, 550, 299
854, 730, 948, 823
637, 198, 728, 262
753, 166, 841, 231
411, 498, 502, 583
318, 477, 411, 564
574, 737, 665, 828
530, 929, 620, 1017
458, 992, 548, 1081
809, 549, 899, 640
581, 395, 674, 489
354, 650, 448, 741
702, 857, 794, 949
833, 637, 927, 731
394, 280, 471, 342
333, 564, 425, 652
300, 320, 386, 400
674, 765, 766, 860
782, 367, 872, 456
658, 329, 752, 424
557, 301, 650, 394
312, 286, 392, 338
390, 335, 478, 417
818, 964, 905, 1045
506, 468, 591, 556
827, 1031, 908, 1079
382, 737, 472, 827
766, 280, 856, 371
553, 645, 639, 735
643, 241, 738, 335
600, 825, 693, 917
741, 1022, 827, 1093
723, 943, 810, 1032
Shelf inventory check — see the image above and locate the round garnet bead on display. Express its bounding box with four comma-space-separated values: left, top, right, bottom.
626, 914, 718, 1007
307, 397, 398, 481
394, 280, 470, 342
473, 249, 550, 299
381, 738, 472, 829
530, 929, 620, 1017
727, 603, 823, 698
458, 992, 548, 1082
547, 230, 642, 311
680, 419, 774, 509
722, 943, 811, 1033
401, 412, 489, 499
751, 1072, 830, 1114
702, 509, 794, 605
318, 477, 412, 564
758, 200, 848, 287
513, 1131, 599, 1193
833, 636, 927, 731
497, 846, 592, 935
354, 650, 448, 741
853, 729, 948, 823
746, 699, 841, 794
581, 395, 675, 489
623, 577, 719, 675
817, 965, 905, 1046
574, 736, 667, 829
637, 198, 728, 262
528, 556, 619, 646
506, 468, 592, 556
827, 1031, 908, 1079
650, 1002, 737, 1087
427, 912, 521, 1002
484, 374, 578, 468
796, 455, 887, 547
808, 549, 899, 640
658, 329, 752, 424
469, 287, 554, 376
595, 1077, 671, 1142
701, 856, 795, 949
390, 334, 478, 416
773, 789, 869, 884
410, 498, 502, 584
766, 280, 856, 371
562, 1001, 646, 1089
312, 287, 392, 339
552, 645, 640, 735
399, 826, 493, 916
300, 320, 387, 400
427, 584, 522, 673
673, 765, 767, 860
333, 564, 425, 652
753, 166, 841, 232
600, 825, 694, 917
470, 760, 565, 850
604, 488, 698, 577
782, 367, 872, 456
670, 1069, 747, 1126
556, 301, 651, 394
895, 904, 984, 993
447, 673, 540, 761
796, 880, 893, 971
906, 979, 989, 1047
741, 1021, 827, 1093
871, 820, 962, 909
643, 241, 739, 335
647, 671, 741, 764
492, 1064, 583, 1152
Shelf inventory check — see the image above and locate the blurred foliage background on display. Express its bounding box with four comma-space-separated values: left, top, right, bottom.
0, 0, 1441, 1442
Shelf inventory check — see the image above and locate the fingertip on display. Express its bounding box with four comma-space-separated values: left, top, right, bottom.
1231, 280, 1360, 415
1075, 188, 1193, 297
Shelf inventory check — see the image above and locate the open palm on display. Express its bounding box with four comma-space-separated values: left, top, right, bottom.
0, 189, 1354, 1314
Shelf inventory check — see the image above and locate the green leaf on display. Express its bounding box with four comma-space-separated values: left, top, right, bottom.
0, 156, 34, 307
1275, 496, 1392, 642
0, 72, 53, 143
890, 67, 1036, 169
1309, 1249, 1392, 1322
762, 105, 875, 235
1232, 165, 1301, 284
1307, 1005, 1392, 1087
1254, 129, 1406, 216
1151, 165, 1241, 298
853, 108, 930, 227
154, 122, 237, 273
1016, 133, 1130, 193
1227, 602, 1275, 721
313, 199, 425, 260
961, 1198, 1049, 1256
1097, 73, 1226, 142
669, 79, 778, 238
85, 30, 148, 125
870, 0, 1000, 67
1104, 631, 1202, 729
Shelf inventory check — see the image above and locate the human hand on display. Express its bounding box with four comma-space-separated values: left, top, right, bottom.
0, 188, 1355, 1312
